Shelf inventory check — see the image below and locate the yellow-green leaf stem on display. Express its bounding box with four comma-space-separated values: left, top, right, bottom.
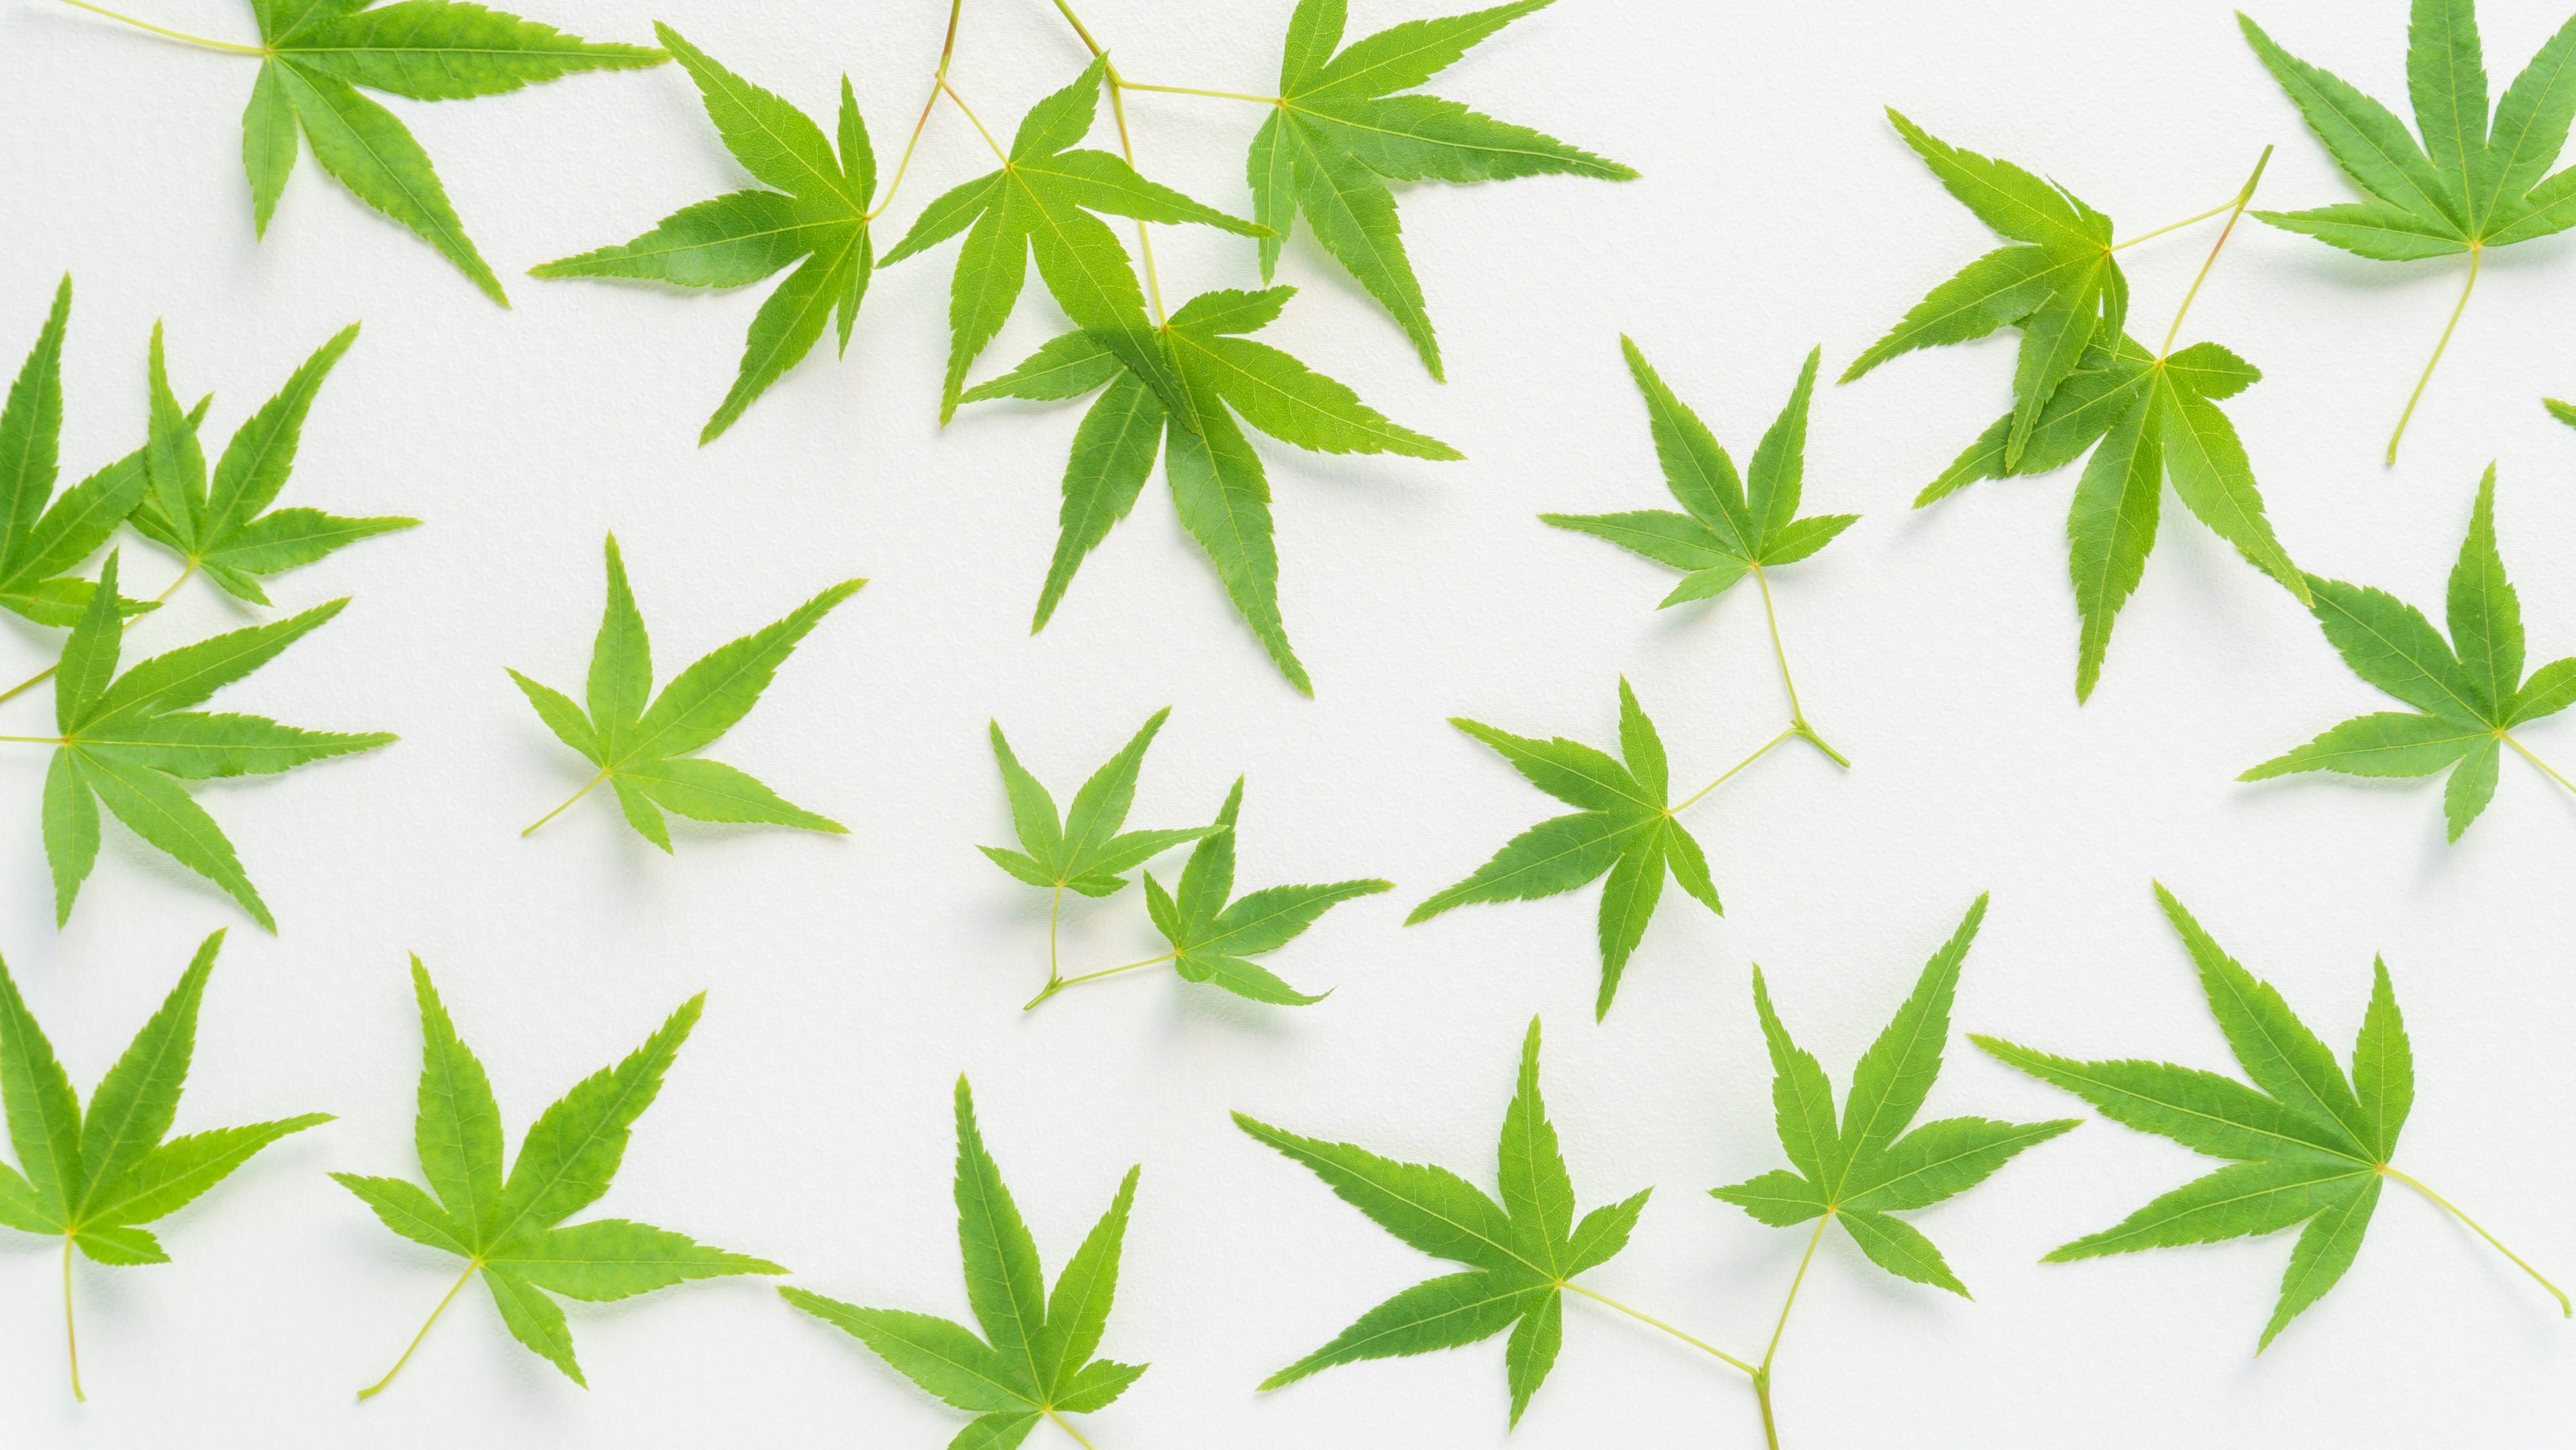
356, 1261, 480, 1401
54, 0, 267, 56
1751, 563, 1847, 767
1750, 1214, 1831, 1450
863, 0, 966, 223
1045, 1409, 1102, 1449
63, 1235, 83, 1403
2502, 733, 2576, 797
2159, 146, 2271, 359
941, 79, 1010, 164
1559, 1282, 1756, 1376
1048, 0, 1168, 325
2385, 243, 2481, 465
1670, 727, 1799, 815
0, 562, 197, 708
2380, 1166, 2571, 1316
519, 770, 608, 837
2108, 195, 2255, 252
1022, 949, 1178, 1011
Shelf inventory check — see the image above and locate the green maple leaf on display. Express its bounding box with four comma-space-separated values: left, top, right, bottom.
337, 961, 780, 1396
980, 707, 1213, 898
1250, 0, 1636, 378
1237, 1018, 1650, 1427
784, 1076, 1146, 1448
881, 56, 1266, 421
961, 285, 1458, 694
2243, 466, 2575, 841
1710, 896, 2076, 1298
1976, 885, 2571, 1351
1856, 119, 2306, 700
510, 535, 862, 850
2242, 1, 2576, 458
62, 0, 667, 302
42, 552, 393, 930
0, 931, 329, 1400
1407, 678, 1721, 1019
0, 278, 167, 627
1544, 339, 1856, 610
1845, 111, 2127, 470
1139, 777, 1391, 1006
533, 26, 878, 446
132, 321, 415, 605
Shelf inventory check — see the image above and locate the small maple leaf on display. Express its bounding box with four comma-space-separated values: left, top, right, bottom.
2243, 466, 2576, 841
337, 960, 781, 1396
881, 56, 1267, 421
0, 931, 330, 1400
1977, 885, 2571, 1350
1250, 0, 1636, 378
510, 535, 862, 849
1409, 678, 1724, 1019
132, 321, 416, 605
43, 552, 394, 929
2242, 1, 2576, 458
981, 707, 1213, 898
0, 277, 167, 626
1140, 777, 1391, 1005
1544, 339, 1856, 610
54, 0, 668, 301
783, 1077, 1147, 1447
962, 285, 1458, 694
1711, 896, 2076, 1297
534, 26, 879, 445
1238, 1018, 1651, 1427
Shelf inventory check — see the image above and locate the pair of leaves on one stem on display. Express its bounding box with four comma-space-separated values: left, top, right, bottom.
1851, 115, 2306, 701
2243, 0, 2576, 458
510, 535, 861, 851
784, 1078, 1146, 1448
1242, 898, 2066, 1429
1980, 885, 2569, 1349
983, 707, 1389, 1007
337, 962, 780, 1394
0, 933, 329, 1400
4, 280, 409, 930
2245, 467, 2576, 840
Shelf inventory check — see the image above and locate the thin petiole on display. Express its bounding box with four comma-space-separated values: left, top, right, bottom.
1670, 727, 1799, 814
358, 1261, 480, 1401
1047, 884, 1065, 988
2382, 1166, 2571, 1315
1761, 1214, 1827, 1371
1045, 1409, 1101, 1449
1116, 79, 1281, 105
1022, 951, 1177, 1011
64, 1236, 83, 1402
54, 0, 266, 54
1560, 1282, 1757, 1376
520, 771, 608, 837
2108, 196, 2243, 252
941, 79, 1009, 164
0, 735, 66, 745
2385, 242, 2481, 466
863, 0, 965, 222
2160, 144, 2271, 358
1751, 564, 1847, 767
2502, 733, 2576, 797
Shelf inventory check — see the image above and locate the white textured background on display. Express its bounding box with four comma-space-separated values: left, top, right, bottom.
6, 0, 2576, 1444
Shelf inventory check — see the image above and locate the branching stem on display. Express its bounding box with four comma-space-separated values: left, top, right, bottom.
1560, 1282, 1756, 1375
358, 1261, 480, 1401
2386, 242, 2481, 465
54, 0, 266, 54
2108, 196, 2244, 252
942, 79, 1010, 164
1670, 727, 1797, 815
2381, 1166, 2571, 1315
2159, 145, 2271, 358
1048, 0, 1169, 325
521, 770, 608, 836
1750, 564, 1846, 767
2502, 733, 2576, 797
1022, 949, 1177, 1011
1747, 1213, 1830, 1450
865, 0, 967, 221
64, 1235, 83, 1402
